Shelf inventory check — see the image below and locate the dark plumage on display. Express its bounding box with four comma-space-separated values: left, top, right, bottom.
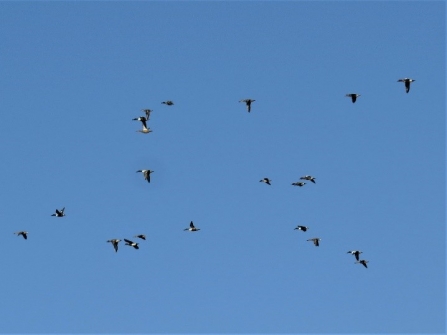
260, 178, 271, 185
239, 99, 255, 112
14, 231, 28, 240
356, 260, 369, 268
294, 225, 308, 232
347, 250, 363, 261
124, 239, 139, 249
134, 234, 146, 240
397, 78, 415, 93
107, 239, 121, 252
307, 238, 321, 246
51, 207, 65, 217
345, 93, 361, 103
184, 221, 200, 232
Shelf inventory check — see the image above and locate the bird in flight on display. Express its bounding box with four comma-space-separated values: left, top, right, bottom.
397, 78, 415, 93
136, 169, 154, 183
292, 182, 306, 187
51, 207, 65, 217
184, 221, 200, 232
134, 234, 146, 240
307, 238, 321, 246
294, 225, 308, 232
260, 178, 271, 185
239, 99, 255, 112
14, 231, 28, 239
161, 100, 174, 106
300, 175, 316, 184
124, 239, 139, 249
345, 93, 361, 103
141, 109, 152, 120
347, 250, 363, 261
107, 239, 121, 252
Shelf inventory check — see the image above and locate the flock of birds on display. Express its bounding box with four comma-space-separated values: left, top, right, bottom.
13, 78, 416, 269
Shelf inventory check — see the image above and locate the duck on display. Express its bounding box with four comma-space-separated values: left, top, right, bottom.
161, 100, 174, 106
132, 116, 148, 130
347, 250, 363, 261
397, 78, 415, 93
124, 239, 139, 249
107, 239, 121, 252
184, 221, 200, 232
355, 259, 369, 268
51, 207, 65, 217
345, 93, 361, 103
294, 225, 308, 232
239, 99, 255, 112
14, 231, 28, 240
300, 175, 316, 184
134, 234, 146, 240
136, 169, 154, 183
292, 182, 306, 187
307, 238, 321, 246
260, 178, 271, 185
141, 109, 152, 120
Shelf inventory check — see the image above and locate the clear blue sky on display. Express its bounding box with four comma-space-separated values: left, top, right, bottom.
0, 2, 445, 334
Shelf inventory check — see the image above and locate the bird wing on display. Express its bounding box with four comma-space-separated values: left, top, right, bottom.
124, 238, 133, 244
190, 221, 195, 228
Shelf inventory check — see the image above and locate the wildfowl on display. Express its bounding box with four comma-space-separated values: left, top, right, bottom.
239, 99, 255, 112
184, 221, 200, 232
397, 78, 415, 93
124, 239, 139, 249
294, 225, 308, 232
136, 169, 154, 183
136, 123, 152, 134
307, 238, 321, 246
141, 109, 152, 120
133, 116, 148, 130
355, 259, 369, 268
300, 175, 316, 184
51, 207, 65, 217
292, 182, 306, 187
107, 239, 121, 252
134, 234, 146, 240
259, 177, 271, 185
346, 93, 361, 103
347, 250, 363, 261
14, 231, 28, 240
161, 100, 174, 106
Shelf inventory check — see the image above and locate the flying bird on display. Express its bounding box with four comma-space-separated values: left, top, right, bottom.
107, 239, 121, 252
161, 100, 174, 106
346, 93, 361, 103
397, 78, 415, 93
347, 250, 363, 261
136, 169, 154, 183
134, 234, 146, 240
300, 175, 316, 184
136, 124, 152, 134
14, 231, 28, 240
294, 225, 308, 232
184, 221, 200, 232
51, 207, 65, 217
260, 178, 271, 185
141, 109, 152, 120
133, 116, 148, 130
292, 182, 306, 187
239, 99, 255, 112
307, 238, 321, 246
355, 259, 369, 268
124, 239, 139, 249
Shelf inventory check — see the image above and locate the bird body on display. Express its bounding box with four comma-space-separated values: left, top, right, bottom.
346, 93, 361, 103
292, 182, 306, 187
14, 231, 28, 239
307, 238, 321, 246
260, 178, 271, 185
134, 234, 146, 240
294, 225, 308, 232
107, 239, 121, 252
347, 250, 363, 261
239, 99, 255, 112
184, 221, 200, 232
141, 109, 152, 120
161, 100, 174, 105
136, 169, 154, 183
51, 207, 65, 217
397, 78, 415, 93
124, 239, 139, 249
300, 175, 316, 184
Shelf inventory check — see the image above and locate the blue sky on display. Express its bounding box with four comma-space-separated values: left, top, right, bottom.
0, 1, 445, 334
